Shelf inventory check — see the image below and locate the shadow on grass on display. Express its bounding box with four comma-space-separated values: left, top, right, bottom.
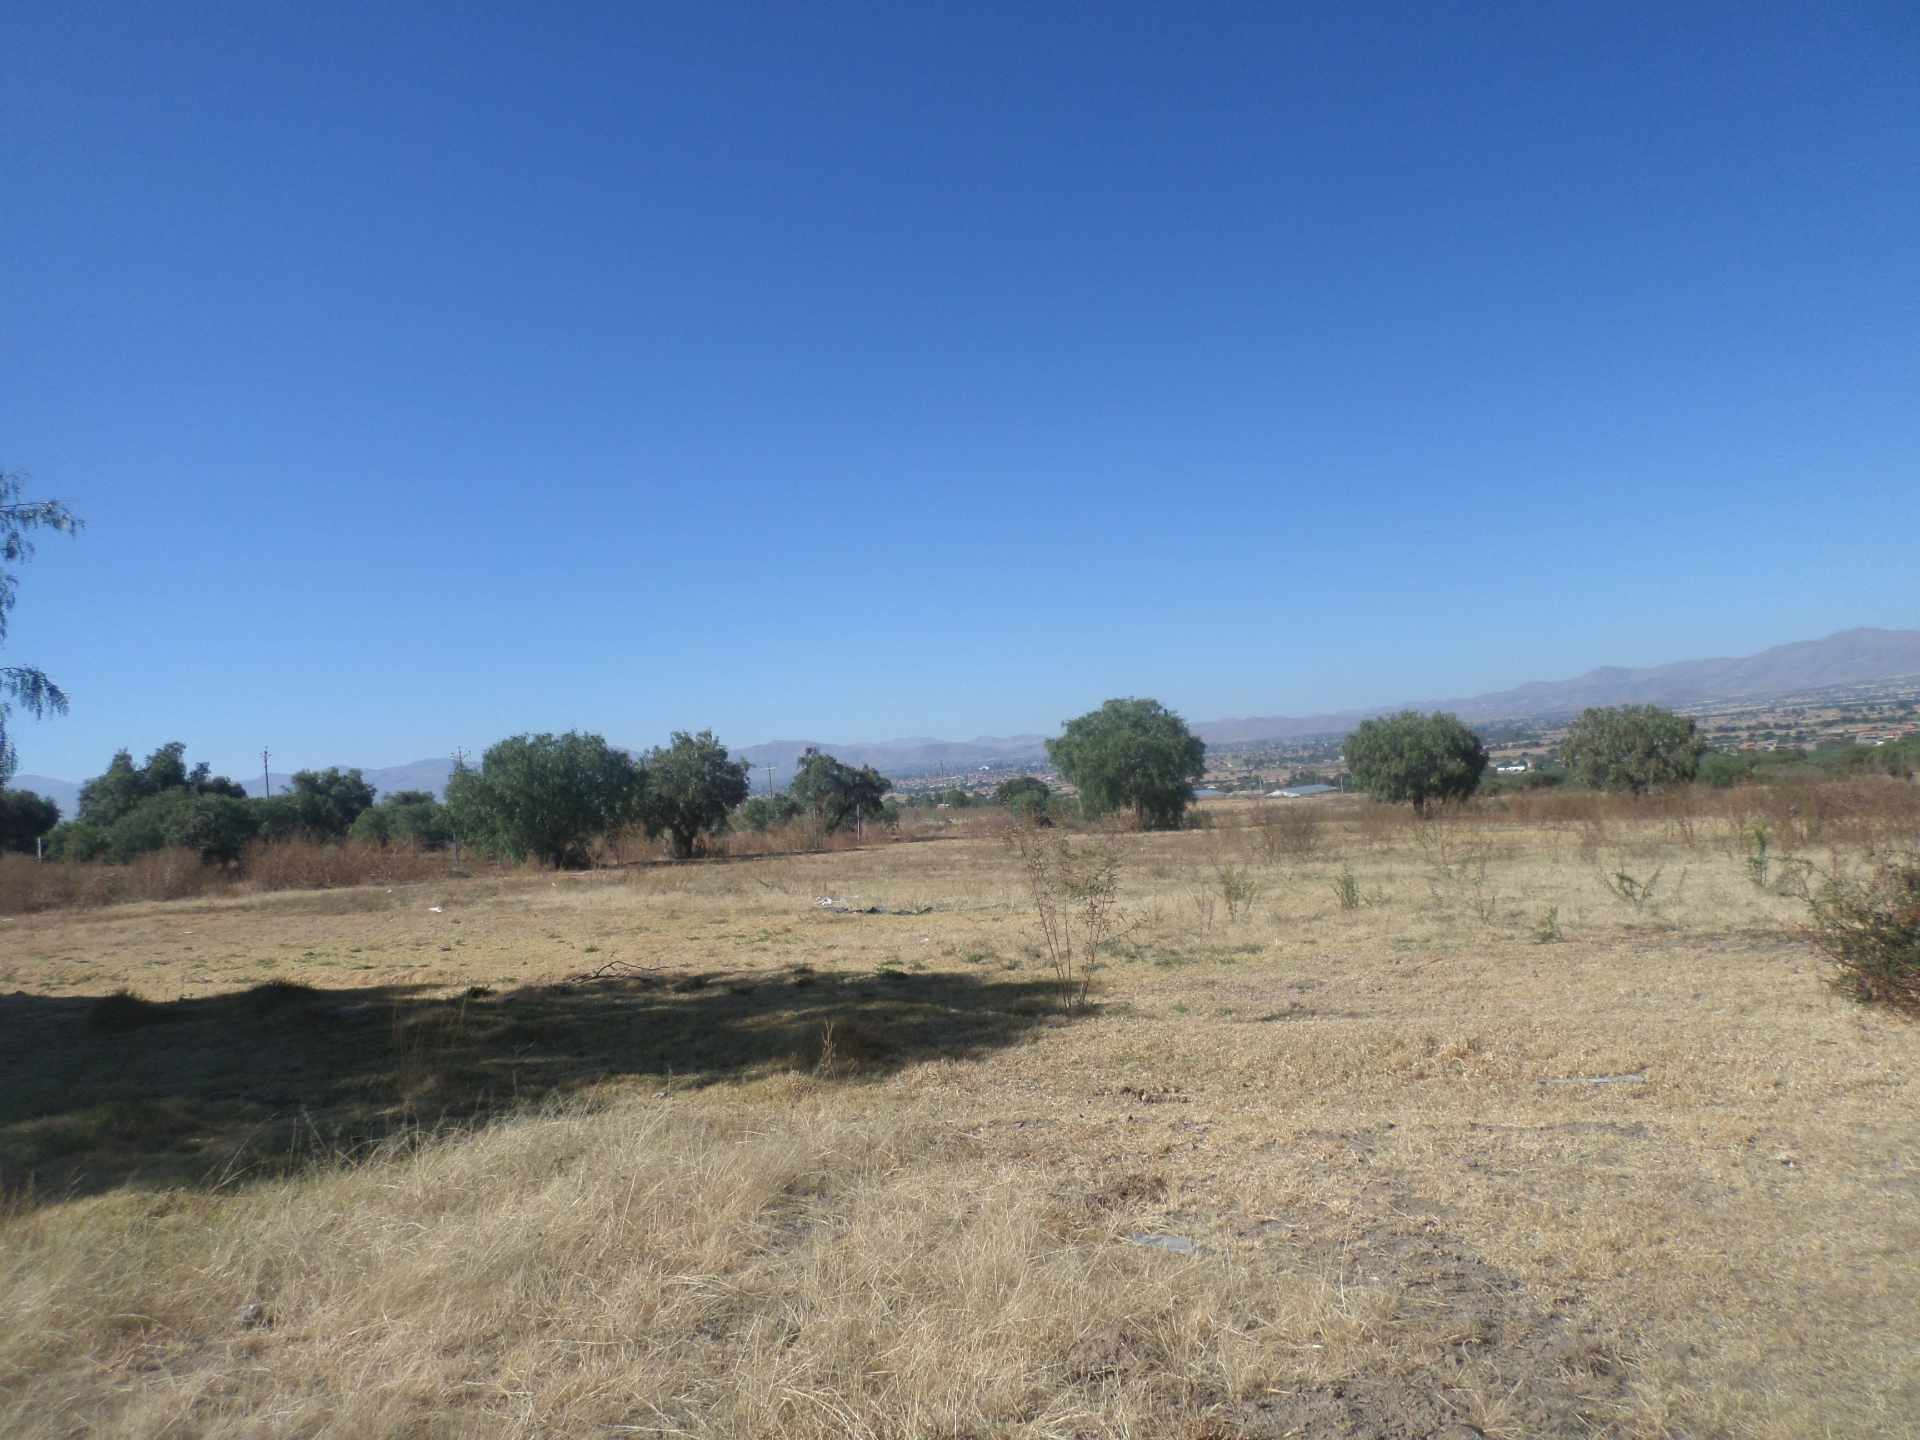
0, 963, 1073, 1208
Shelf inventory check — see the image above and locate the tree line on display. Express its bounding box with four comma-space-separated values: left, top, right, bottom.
2, 698, 1736, 863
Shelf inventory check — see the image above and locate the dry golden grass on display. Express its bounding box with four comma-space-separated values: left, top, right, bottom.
4, 795, 1918, 1437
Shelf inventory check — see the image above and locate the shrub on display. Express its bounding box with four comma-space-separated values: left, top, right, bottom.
1807, 853, 1920, 1017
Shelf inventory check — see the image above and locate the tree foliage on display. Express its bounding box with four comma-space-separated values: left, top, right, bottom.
640, 730, 750, 858
350, 792, 455, 850
788, 751, 890, 834
0, 787, 61, 853
994, 775, 1052, 818
1343, 710, 1488, 814
737, 793, 802, 832
445, 732, 643, 867
1562, 705, 1705, 793
1, 470, 84, 785
1045, 698, 1205, 830
286, 767, 378, 840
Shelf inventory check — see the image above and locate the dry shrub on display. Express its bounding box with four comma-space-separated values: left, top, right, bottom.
238, 840, 452, 892
1487, 779, 1919, 851
1807, 850, 1920, 1017
1251, 801, 1324, 860
0, 850, 227, 914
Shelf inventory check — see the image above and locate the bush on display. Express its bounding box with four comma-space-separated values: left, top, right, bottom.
1807, 852, 1920, 1017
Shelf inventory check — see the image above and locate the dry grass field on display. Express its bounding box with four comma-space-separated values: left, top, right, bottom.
3, 796, 1917, 1438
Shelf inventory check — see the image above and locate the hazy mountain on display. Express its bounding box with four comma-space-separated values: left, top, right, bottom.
1195, 627, 1920, 743
13, 628, 1915, 807
1441, 627, 1920, 720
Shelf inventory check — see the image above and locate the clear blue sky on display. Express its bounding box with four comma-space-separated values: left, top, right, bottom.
5, 2, 1916, 780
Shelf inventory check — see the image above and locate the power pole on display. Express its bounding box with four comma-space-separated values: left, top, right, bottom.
261, 749, 271, 797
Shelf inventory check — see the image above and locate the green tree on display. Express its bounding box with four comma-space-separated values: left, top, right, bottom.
994, 775, 1052, 818
287, 767, 377, 840
1343, 710, 1489, 814
349, 793, 454, 850
44, 819, 110, 861
98, 789, 259, 864
1, 471, 83, 785
788, 751, 890, 834
640, 730, 751, 859
445, 731, 644, 867
74, 743, 247, 825
1562, 705, 1705, 794
0, 787, 61, 853
1045, 697, 1206, 830
737, 793, 802, 832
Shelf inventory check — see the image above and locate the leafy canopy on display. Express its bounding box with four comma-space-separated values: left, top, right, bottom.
1344, 710, 1489, 814
0, 788, 61, 853
1045, 697, 1205, 830
788, 751, 890, 834
446, 731, 643, 868
1, 470, 83, 784
994, 775, 1052, 818
1562, 705, 1705, 793
287, 767, 378, 840
640, 730, 751, 858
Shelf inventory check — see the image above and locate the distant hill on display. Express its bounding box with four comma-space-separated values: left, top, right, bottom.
1194, 627, 1920, 744
12, 628, 1915, 808
1439, 627, 1920, 720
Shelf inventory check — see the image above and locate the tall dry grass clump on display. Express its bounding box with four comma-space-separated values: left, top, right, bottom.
0, 849, 227, 913
0, 841, 469, 916
237, 839, 456, 892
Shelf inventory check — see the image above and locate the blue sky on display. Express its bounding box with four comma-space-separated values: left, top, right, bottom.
5, 2, 1916, 780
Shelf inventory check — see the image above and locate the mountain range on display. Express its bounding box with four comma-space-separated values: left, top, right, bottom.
13, 627, 1917, 814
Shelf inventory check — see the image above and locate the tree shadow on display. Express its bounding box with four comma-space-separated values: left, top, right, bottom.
0, 962, 1073, 1209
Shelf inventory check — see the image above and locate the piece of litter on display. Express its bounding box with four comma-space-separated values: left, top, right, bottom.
428, 906, 444, 914
1537, 1072, 1647, 1086
1126, 1233, 1207, 1256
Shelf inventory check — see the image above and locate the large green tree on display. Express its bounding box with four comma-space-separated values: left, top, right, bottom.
1, 471, 83, 784
788, 751, 890, 834
1344, 710, 1488, 814
641, 730, 751, 859
287, 767, 377, 840
1046, 697, 1206, 830
0, 788, 61, 853
1561, 705, 1705, 793
446, 732, 644, 867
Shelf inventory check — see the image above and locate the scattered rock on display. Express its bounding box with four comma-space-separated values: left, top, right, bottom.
236, 1302, 270, 1329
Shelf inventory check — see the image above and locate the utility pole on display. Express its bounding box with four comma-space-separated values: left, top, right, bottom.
261, 749, 271, 797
